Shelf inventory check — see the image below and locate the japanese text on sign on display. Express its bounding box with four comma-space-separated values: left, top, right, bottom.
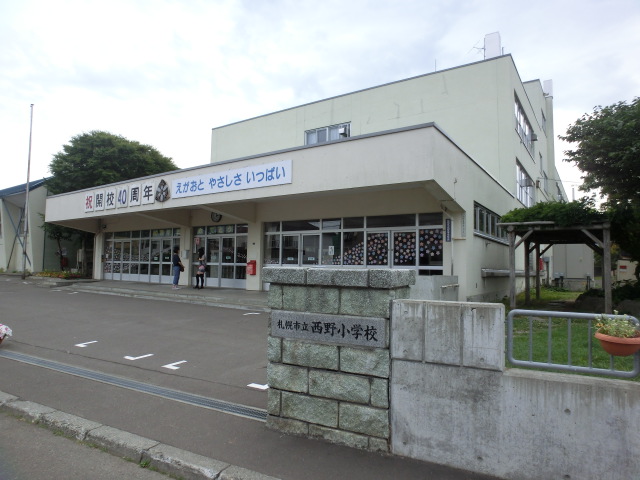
270, 311, 386, 348
172, 160, 292, 199
84, 181, 155, 213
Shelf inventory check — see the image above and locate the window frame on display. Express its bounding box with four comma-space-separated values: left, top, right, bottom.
514, 96, 534, 153
305, 123, 351, 146
516, 162, 535, 207
473, 203, 507, 243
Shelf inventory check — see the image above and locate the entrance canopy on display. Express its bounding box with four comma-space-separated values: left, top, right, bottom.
500, 221, 612, 313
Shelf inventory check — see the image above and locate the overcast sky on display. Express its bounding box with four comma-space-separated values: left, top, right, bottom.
1, 0, 638, 199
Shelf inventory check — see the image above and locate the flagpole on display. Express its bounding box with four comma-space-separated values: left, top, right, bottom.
21, 104, 34, 279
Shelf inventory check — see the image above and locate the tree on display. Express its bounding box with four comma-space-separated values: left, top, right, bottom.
43, 131, 178, 275
46, 131, 178, 194
560, 97, 640, 208
560, 98, 640, 278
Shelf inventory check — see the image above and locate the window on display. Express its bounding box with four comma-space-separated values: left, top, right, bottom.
514, 97, 534, 152
516, 162, 535, 207
263, 213, 443, 274
305, 123, 350, 145
541, 110, 547, 134
474, 203, 507, 242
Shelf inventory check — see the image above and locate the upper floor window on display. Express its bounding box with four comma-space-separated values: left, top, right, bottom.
516, 161, 535, 207
514, 97, 534, 152
305, 123, 350, 145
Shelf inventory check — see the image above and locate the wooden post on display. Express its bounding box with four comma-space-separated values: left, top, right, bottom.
508, 226, 516, 309
603, 225, 612, 314
535, 243, 541, 300
524, 240, 531, 305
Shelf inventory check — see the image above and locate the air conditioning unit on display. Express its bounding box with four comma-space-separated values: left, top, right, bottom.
338, 126, 348, 137
531, 133, 538, 141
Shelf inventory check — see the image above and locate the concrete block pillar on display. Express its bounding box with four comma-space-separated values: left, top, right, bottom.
264, 267, 415, 452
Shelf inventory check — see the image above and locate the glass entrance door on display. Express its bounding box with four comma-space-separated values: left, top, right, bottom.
106, 240, 129, 280
160, 239, 174, 283
150, 240, 161, 283
200, 235, 247, 288
302, 234, 320, 265
205, 237, 220, 287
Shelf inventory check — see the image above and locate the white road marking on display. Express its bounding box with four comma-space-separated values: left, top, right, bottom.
124, 354, 154, 361
243, 312, 261, 316
247, 383, 269, 390
162, 360, 187, 370
68, 292, 78, 295
75, 341, 98, 348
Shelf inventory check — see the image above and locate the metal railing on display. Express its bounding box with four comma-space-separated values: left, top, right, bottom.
506, 309, 640, 378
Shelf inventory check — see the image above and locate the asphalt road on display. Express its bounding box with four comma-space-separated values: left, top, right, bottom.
0, 276, 269, 409
0, 276, 501, 480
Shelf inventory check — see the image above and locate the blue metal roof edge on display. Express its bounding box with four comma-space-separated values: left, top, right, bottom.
0, 178, 48, 197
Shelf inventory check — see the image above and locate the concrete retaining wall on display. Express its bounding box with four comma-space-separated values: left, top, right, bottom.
391, 299, 640, 480
264, 267, 414, 452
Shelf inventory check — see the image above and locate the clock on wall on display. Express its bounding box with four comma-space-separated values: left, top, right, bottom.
211, 212, 222, 222
155, 180, 170, 202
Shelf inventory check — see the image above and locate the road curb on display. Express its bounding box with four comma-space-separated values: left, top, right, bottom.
59, 284, 271, 312
0, 390, 280, 480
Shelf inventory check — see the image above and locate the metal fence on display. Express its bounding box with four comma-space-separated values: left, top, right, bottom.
506, 309, 640, 378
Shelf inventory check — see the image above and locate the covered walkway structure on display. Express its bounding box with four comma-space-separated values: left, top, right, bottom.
502, 221, 612, 313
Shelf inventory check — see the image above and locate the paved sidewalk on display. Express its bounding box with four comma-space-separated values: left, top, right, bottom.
0, 406, 170, 480
0, 391, 276, 480
34, 277, 270, 311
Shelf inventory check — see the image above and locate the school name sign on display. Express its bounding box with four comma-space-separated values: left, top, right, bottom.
84, 160, 292, 213
271, 310, 387, 348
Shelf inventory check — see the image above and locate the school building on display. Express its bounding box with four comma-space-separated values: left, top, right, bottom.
44, 35, 581, 302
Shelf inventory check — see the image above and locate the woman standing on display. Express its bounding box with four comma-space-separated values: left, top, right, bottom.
172, 246, 184, 290
194, 247, 206, 289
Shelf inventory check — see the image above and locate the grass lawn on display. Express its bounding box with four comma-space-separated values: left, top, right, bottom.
505, 287, 639, 380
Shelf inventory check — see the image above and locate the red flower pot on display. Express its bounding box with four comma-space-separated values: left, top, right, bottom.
595, 331, 640, 356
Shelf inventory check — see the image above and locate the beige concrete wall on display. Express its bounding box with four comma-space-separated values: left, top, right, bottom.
211, 55, 552, 201
1, 186, 59, 273
391, 299, 640, 480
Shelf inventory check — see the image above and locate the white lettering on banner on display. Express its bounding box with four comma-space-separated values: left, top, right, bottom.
172, 160, 292, 199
